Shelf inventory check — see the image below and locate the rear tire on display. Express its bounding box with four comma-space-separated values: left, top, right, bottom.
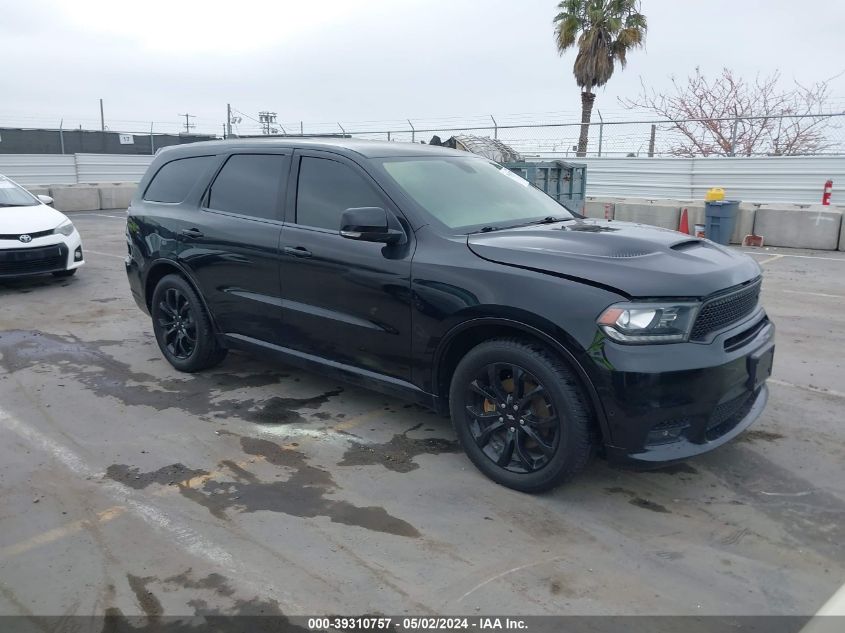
449, 338, 594, 492
151, 274, 227, 372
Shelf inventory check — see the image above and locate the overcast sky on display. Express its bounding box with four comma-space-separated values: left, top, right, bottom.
2, 0, 844, 135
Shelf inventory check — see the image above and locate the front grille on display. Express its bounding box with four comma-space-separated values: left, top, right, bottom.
724, 316, 769, 352
0, 229, 54, 241
0, 245, 66, 276
705, 389, 757, 441
691, 278, 762, 340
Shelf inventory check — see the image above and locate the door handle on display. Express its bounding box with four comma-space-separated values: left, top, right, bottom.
284, 246, 312, 258
180, 228, 204, 239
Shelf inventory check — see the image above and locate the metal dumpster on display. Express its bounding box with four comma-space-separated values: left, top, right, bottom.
504, 160, 587, 214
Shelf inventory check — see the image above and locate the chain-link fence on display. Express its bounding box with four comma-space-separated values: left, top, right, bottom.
333, 113, 845, 158
3, 112, 844, 157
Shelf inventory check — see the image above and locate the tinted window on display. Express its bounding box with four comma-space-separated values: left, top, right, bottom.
296, 157, 382, 230
144, 156, 214, 203
208, 154, 287, 220
378, 157, 574, 229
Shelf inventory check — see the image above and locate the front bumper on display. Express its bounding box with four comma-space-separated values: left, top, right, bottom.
586, 308, 775, 466
0, 232, 84, 278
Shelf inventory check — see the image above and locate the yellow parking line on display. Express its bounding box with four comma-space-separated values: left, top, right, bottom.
758, 254, 785, 265
0, 506, 126, 560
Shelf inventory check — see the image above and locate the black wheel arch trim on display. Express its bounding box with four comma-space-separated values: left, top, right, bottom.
143, 258, 225, 342
433, 317, 610, 442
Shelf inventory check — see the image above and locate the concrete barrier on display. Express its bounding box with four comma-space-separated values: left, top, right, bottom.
582, 198, 616, 220
732, 203, 758, 244
24, 186, 51, 199
98, 184, 136, 210
753, 206, 843, 250
614, 202, 680, 231
840, 215, 845, 252
48, 185, 101, 212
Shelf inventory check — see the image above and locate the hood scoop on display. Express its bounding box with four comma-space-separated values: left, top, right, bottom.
670, 239, 705, 251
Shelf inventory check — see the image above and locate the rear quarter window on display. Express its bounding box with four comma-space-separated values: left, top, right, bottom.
207, 154, 287, 220
143, 155, 214, 203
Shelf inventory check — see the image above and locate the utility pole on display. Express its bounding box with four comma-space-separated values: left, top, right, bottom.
258, 111, 277, 135
99, 98, 105, 131
178, 113, 196, 134
226, 103, 232, 138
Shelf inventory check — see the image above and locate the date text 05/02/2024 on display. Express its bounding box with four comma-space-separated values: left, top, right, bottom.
306, 617, 529, 630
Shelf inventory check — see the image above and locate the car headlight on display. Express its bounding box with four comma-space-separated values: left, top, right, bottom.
597, 302, 699, 344
55, 220, 76, 236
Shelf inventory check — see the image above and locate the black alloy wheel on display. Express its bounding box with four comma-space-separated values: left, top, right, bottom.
449, 338, 594, 492
151, 274, 227, 372
157, 287, 197, 360
465, 363, 559, 474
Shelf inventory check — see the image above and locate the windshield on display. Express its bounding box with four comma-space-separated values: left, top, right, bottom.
0, 176, 39, 207
377, 156, 575, 231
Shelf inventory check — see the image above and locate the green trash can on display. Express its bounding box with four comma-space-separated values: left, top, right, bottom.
704, 200, 739, 245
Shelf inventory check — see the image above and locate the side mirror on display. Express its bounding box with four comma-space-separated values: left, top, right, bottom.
340, 207, 403, 244
37, 194, 53, 205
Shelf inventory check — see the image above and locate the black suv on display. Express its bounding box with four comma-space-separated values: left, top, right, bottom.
125, 139, 774, 491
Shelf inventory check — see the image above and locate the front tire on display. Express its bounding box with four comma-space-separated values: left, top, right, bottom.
52, 268, 77, 278
449, 338, 594, 492
151, 274, 227, 372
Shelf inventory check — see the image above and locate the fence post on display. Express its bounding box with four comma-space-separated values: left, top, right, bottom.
150, 123, 155, 155
490, 115, 498, 140
408, 119, 415, 143
730, 117, 738, 156
59, 119, 65, 155
648, 124, 656, 157
597, 110, 604, 157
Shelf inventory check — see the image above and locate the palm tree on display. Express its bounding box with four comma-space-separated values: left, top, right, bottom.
554, 0, 647, 156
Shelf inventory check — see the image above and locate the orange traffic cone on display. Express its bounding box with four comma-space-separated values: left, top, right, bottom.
678, 207, 690, 234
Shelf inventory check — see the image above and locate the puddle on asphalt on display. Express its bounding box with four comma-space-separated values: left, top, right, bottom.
126, 574, 163, 618
0, 330, 339, 421
338, 423, 460, 473
105, 433, 420, 538
216, 390, 344, 425
604, 486, 672, 513
105, 463, 209, 489
162, 570, 235, 597
107, 569, 306, 628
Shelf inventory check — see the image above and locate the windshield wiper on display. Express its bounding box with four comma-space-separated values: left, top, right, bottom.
530, 216, 570, 225
469, 216, 573, 234
467, 225, 503, 234
501, 216, 574, 230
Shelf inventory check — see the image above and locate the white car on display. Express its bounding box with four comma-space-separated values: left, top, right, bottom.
0, 174, 84, 279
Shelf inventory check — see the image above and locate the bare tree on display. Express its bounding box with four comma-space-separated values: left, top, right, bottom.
620, 67, 838, 156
